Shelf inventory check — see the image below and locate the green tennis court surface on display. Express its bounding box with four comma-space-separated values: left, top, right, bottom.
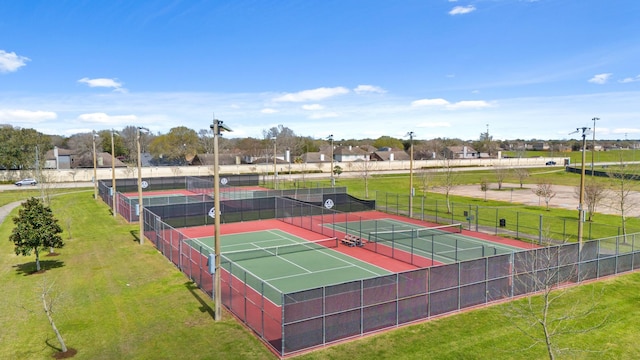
187, 229, 390, 303
331, 218, 523, 264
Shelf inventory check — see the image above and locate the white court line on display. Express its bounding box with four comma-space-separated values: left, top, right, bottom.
265, 265, 354, 282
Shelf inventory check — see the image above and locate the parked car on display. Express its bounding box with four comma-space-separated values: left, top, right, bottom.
15, 178, 37, 186
545, 161, 557, 166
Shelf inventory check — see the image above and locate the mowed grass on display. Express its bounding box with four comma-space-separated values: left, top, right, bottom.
0, 192, 272, 360
3, 191, 640, 359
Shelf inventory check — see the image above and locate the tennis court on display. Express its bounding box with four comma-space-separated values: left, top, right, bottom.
331, 218, 523, 264
187, 229, 391, 304
122, 190, 212, 206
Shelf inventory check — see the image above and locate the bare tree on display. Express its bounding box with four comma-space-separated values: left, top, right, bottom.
353, 159, 377, 198
40, 278, 71, 355
506, 236, 608, 359
480, 178, 489, 201
533, 181, 556, 210
514, 168, 530, 189
606, 160, 639, 240
437, 157, 459, 213
574, 179, 607, 222
494, 167, 509, 190
198, 128, 215, 154
418, 168, 435, 197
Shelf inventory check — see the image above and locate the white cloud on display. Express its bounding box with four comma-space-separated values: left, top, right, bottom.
302, 104, 324, 110
78, 77, 126, 92
448, 100, 492, 109
449, 5, 476, 15
261, 108, 278, 114
611, 128, 640, 134
77, 112, 137, 124
309, 112, 339, 119
273, 87, 349, 102
619, 75, 640, 83
354, 85, 386, 94
588, 73, 612, 84
0, 50, 30, 73
417, 121, 451, 128
0, 109, 56, 122
411, 98, 492, 109
411, 98, 450, 107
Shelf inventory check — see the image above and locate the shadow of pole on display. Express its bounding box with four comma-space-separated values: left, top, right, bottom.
184, 281, 216, 319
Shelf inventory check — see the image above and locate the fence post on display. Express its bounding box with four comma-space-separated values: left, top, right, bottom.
451, 202, 455, 224
475, 205, 479, 232
516, 212, 519, 239
495, 208, 499, 235
539, 215, 543, 245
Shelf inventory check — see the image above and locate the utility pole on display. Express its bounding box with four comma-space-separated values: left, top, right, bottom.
572, 126, 590, 248
406, 131, 415, 218
210, 116, 232, 321
591, 117, 599, 175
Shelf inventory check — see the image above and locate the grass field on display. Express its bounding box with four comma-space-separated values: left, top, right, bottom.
2, 182, 640, 359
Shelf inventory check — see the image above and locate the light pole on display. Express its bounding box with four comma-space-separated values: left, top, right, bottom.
591, 117, 599, 175
272, 137, 277, 190
210, 117, 232, 321
406, 131, 415, 218
111, 129, 119, 218
137, 126, 149, 245
92, 130, 98, 200
574, 127, 590, 247
328, 134, 334, 187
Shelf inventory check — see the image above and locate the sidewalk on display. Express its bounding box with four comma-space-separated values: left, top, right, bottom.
0, 201, 24, 226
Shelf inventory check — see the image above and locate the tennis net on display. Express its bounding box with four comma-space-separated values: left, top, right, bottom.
221, 237, 339, 262
367, 223, 463, 243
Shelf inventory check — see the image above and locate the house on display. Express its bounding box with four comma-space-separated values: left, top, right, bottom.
371, 148, 410, 161
532, 142, 550, 151
298, 152, 331, 163
44, 147, 74, 169
190, 153, 241, 166
442, 146, 479, 159
333, 145, 369, 162
44, 146, 127, 169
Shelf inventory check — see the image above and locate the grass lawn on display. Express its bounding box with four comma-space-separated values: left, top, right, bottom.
0, 192, 273, 360
2, 186, 640, 359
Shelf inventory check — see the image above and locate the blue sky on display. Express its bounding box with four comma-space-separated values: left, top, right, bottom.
1, 0, 639, 141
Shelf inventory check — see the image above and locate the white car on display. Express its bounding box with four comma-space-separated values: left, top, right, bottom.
15, 178, 38, 186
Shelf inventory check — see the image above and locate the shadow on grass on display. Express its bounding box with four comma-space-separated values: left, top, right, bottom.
130, 230, 141, 243
13, 259, 65, 276
184, 281, 216, 319
46, 338, 78, 359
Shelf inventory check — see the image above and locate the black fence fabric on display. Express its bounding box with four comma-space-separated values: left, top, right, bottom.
140, 191, 640, 356
280, 234, 640, 354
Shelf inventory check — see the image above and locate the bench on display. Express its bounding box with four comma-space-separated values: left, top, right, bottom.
342, 234, 365, 247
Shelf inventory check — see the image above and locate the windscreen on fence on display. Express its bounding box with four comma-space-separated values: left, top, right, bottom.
142, 195, 640, 356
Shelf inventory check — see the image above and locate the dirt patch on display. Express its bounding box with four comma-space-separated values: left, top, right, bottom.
431, 182, 640, 217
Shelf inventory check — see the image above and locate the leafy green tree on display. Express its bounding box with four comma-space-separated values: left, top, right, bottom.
10, 198, 64, 272
97, 129, 128, 158
0, 126, 50, 170
149, 126, 198, 163
372, 135, 403, 150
